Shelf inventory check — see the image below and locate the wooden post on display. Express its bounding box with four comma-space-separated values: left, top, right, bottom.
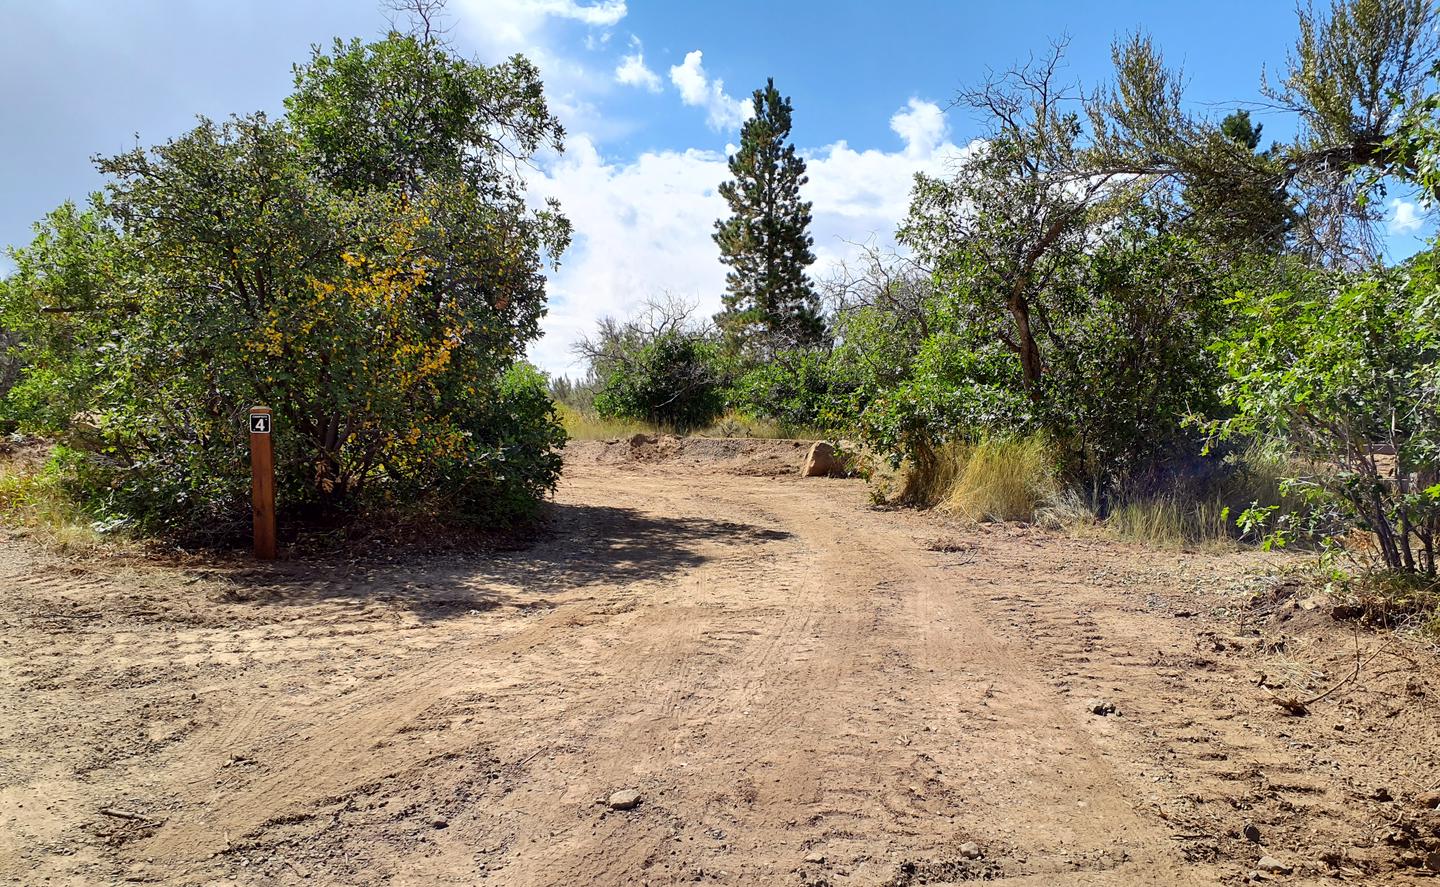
249, 407, 276, 560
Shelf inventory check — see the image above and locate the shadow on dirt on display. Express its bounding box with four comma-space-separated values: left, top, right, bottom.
213, 502, 794, 621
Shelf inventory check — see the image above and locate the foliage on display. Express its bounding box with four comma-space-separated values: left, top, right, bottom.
1089, 2, 1440, 266
1211, 264, 1440, 575
900, 44, 1107, 398
713, 78, 826, 354
727, 348, 840, 431
1037, 214, 1227, 494
0, 444, 105, 552
898, 133, 1227, 496
549, 373, 599, 415
578, 299, 728, 434
0, 29, 569, 537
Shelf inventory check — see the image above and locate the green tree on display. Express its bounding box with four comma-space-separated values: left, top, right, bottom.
901, 44, 1117, 399
713, 78, 826, 353
0, 28, 569, 536
1090, 2, 1440, 265
1212, 265, 1439, 575
578, 299, 727, 433
1220, 109, 1264, 151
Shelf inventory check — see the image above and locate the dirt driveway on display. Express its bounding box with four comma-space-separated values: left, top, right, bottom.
2, 438, 1436, 885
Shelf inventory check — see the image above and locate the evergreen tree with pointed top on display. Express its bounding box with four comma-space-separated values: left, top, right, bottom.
713, 78, 827, 354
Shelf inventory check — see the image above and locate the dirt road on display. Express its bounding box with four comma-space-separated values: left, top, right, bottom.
2, 438, 1436, 885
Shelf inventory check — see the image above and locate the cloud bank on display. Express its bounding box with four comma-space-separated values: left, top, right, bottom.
526, 99, 968, 374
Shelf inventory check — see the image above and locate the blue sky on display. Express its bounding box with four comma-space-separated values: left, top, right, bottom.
2, 1, 1432, 372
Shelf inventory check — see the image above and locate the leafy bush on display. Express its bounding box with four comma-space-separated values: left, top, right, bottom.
727, 348, 838, 431
579, 300, 728, 434
0, 32, 569, 537
1212, 264, 1440, 575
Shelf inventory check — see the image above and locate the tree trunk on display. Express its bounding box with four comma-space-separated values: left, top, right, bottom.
1007, 290, 1044, 397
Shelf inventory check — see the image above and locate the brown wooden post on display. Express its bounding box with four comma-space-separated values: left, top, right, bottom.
248, 407, 276, 560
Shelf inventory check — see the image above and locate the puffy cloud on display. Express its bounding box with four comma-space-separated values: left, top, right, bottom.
614, 36, 660, 92
541, 0, 627, 26
669, 50, 750, 131
889, 97, 948, 158
525, 136, 730, 373
451, 0, 637, 145
453, 0, 624, 59
1389, 197, 1424, 235
454, 0, 625, 48
525, 99, 970, 374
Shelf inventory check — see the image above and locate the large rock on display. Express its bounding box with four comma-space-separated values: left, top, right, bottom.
801, 441, 846, 478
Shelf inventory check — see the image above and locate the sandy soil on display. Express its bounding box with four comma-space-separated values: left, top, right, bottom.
3, 437, 1440, 885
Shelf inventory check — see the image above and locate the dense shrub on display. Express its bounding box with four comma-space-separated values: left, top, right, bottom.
1212, 263, 1440, 575
0, 32, 569, 537
727, 348, 837, 431
579, 301, 728, 434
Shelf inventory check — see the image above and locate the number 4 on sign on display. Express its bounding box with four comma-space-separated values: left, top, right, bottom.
249, 407, 276, 559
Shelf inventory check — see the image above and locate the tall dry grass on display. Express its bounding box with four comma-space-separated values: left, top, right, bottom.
880, 435, 1064, 522
0, 450, 104, 552
555, 403, 657, 440
878, 434, 1311, 549
938, 436, 1061, 522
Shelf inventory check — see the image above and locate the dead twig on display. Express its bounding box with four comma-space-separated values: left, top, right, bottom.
1263, 630, 1390, 715
99, 807, 153, 823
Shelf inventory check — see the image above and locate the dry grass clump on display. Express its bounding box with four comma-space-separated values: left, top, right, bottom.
939, 436, 1061, 522
1104, 496, 1233, 548
0, 443, 104, 553
879, 435, 1062, 522
875, 435, 1316, 551
556, 403, 657, 441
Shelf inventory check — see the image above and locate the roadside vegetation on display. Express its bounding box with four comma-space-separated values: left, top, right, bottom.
0, 6, 568, 543
563, 0, 1440, 614
0, 0, 1437, 626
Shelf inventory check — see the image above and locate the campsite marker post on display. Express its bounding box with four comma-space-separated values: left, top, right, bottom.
249, 407, 276, 560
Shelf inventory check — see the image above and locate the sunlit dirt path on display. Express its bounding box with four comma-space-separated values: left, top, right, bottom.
1, 440, 1424, 885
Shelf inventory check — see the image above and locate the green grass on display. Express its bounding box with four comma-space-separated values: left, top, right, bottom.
0, 449, 104, 552
556, 403, 824, 442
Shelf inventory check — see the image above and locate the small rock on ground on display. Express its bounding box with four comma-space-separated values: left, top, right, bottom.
958, 841, 982, 859
1087, 698, 1117, 716
1256, 855, 1292, 875
607, 789, 642, 811
803, 851, 826, 864
1242, 822, 1261, 843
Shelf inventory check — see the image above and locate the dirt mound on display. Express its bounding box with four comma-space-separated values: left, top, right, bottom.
567, 433, 817, 476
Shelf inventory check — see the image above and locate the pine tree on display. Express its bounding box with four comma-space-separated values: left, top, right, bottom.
713, 78, 826, 353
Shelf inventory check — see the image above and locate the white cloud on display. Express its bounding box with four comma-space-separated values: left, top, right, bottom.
669, 50, 750, 131
1389, 197, 1424, 235
451, 0, 636, 143
890, 97, 948, 158
453, 0, 625, 59
526, 100, 969, 374
614, 35, 660, 92
546, 0, 626, 26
